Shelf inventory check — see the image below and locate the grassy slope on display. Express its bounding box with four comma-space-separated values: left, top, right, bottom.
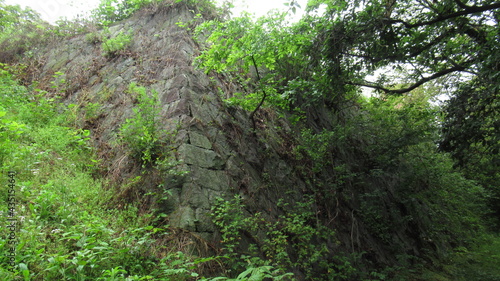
0, 66, 203, 280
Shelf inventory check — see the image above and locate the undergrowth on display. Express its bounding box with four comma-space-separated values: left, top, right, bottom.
1, 0, 499, 280
0, 66, 206, 280
0, 63, 307, 280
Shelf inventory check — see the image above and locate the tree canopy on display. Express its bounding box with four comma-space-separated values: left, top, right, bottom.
196, 0, 499, 228
303, 1, 499, 209
305, 0, 499, 93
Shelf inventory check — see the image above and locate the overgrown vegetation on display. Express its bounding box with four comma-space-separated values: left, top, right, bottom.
0, 65, 159, 279
0, 64, 258, 281
102, 29, 133, 57
193, 0, 500, 279
1, 0, 499, 280
119, 82, 175, 167
91, 0, 162, 26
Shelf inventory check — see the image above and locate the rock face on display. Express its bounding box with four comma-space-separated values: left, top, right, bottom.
24, 2, 304, 242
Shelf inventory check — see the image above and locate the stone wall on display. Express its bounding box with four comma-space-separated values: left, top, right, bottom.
24, 2, 306, 244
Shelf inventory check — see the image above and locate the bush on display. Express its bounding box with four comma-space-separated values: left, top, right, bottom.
119, 83, 170, 166
102, 29, 133, 57
91, 0, 161, 26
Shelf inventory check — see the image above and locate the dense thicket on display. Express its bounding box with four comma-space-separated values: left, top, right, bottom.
298, 0, 500, 228
195, 0, 500, 279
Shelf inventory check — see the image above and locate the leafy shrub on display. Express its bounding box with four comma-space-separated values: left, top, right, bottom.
91, 0, 162, 26
119, 83, 171, 166
211, 195, 342, 280
102, 30, 133, 57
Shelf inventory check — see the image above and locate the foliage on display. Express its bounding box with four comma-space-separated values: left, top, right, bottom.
299, 0, 500, 227
211, 195, 377, 280
205, 265, 294, 281
194, 10, 313, 123
0, 1, 96, 63
193, 3, 499, 278
302, 0, 499, 93
441, 77, 500, 229
90, 0, 228, 27
85, 31, 103, 44
102, 29, 133, 57
119, 82, 174, 167
0, 66, 149, 280
0, 0, 497, 279
0, 65, 223, 281
50, 18, 91, 37
279, 91, 489, 278
0, 1, 45, 62
444, 234, 500, 281
91, 0, 161, 26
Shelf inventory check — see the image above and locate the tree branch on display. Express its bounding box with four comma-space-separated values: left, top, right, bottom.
349, 64, 466, 94
389, 2, 500, 28
342, 30, 452, 63
453, 0, 470, 9
249, 55, 267, 130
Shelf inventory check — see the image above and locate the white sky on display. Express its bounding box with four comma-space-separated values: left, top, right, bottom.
3, 0, 308, 24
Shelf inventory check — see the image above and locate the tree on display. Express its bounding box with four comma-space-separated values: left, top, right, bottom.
0, 1, 45, 63
194, 10, 313, 127
302, 0, 499, 226
302, 0, 498, 92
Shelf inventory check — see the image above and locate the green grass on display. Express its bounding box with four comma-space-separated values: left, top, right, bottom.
0, 66, 293, 280
0, 67, 195, 280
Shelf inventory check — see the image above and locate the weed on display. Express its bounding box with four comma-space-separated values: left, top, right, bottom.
102, 30, 133, 57
85, 31, 102, 44
119, 82, 175, 167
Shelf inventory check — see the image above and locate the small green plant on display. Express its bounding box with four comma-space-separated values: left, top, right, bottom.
102, 30, 133, 57
84, 102, 103, 121
85, 31, 102, 44
211, 195, 246, 255
175, 12, 204, 31
119, 83, 172, 166
91, 0, 161, 26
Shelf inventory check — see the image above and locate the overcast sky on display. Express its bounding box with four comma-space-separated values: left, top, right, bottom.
3, 0, 308, 24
